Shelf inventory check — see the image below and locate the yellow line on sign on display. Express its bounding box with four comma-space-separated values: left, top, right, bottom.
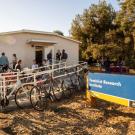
87, 90, 129, 107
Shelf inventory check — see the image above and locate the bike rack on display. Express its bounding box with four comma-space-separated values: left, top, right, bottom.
0, 61, 88, 109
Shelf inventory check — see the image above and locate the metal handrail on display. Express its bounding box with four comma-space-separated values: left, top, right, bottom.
0, 61, 87, 100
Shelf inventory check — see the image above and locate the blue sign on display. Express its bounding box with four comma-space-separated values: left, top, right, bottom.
88, 72, 135, 101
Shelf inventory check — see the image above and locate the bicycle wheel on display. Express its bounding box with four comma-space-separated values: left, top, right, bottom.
30, 86, 48, 111
51, 79, 63, 101
15, 84, 34, 109
61, 80, 72, 98
78, 74, 86, 90
73, 74, 81, 92
68, 74, 79, 94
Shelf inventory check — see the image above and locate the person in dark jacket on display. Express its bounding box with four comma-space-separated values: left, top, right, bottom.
61, 49, 68, 62
47, 50, 52, 64
56, 50, 61, 62
104, 57, 111, 73
12, 53, 17, 69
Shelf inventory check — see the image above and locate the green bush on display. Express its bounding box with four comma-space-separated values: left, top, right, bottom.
125, 59, 135, 69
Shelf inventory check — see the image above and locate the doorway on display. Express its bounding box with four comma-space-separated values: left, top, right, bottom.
35, 46, 43, 66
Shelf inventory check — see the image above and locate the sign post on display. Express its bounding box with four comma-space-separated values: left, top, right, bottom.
86, 73, 96, 106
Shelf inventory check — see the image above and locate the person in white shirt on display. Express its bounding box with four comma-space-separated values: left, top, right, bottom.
31, 60, 38, 69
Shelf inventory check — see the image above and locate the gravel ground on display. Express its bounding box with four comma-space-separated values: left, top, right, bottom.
0, 92, 135, 135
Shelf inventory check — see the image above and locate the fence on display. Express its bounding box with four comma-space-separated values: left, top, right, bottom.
0, 61, 87, 109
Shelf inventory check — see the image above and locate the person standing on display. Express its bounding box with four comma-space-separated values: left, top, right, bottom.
104, 57, 111, 73
0, 52, 9, 66
42, 59, 50, 70
61, 49, 68, 62
47, 50, 52, 64
0, 52, 9, 71
15, 60, 22, 71
31, 60, 38, 69
12, 54, 17, 69
100, 57, 105, 72
117, 57, 125, 73
56, 50, 61, 62
88, 56, 93, 65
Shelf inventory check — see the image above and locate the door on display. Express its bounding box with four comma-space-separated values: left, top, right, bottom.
35, 46, 43, 66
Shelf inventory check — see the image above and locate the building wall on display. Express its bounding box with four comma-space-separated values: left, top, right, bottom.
53, 36, 79, 65
0, 33, 35, 68
0, 33, 79, 68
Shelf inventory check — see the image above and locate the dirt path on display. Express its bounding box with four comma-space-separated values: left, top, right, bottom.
0, 92, 135, 135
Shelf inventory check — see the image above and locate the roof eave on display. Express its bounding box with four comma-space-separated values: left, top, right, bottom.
0, 29, 81, 44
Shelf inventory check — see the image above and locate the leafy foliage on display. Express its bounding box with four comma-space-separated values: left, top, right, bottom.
70, 0, 135, 67
116, 0, 135, 32
84, 44, 122, 60
53, 30, 64, 36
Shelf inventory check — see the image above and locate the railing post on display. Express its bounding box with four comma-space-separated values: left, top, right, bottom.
52, 62, 54, 78
85, 71, 96, 106
0, 77, 2, 98
34, 73, 36, 86
3, 76, 6, 100
17, 72, 19, 82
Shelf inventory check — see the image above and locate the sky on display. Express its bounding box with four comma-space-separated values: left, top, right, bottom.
0, 0, 120, 36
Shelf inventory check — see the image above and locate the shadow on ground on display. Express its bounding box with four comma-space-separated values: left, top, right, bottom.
0, 92, 135, 135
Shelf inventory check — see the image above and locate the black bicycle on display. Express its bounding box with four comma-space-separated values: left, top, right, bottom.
59, 67, 85, 98
30, 72, 64, 111
29, 65, 87, 111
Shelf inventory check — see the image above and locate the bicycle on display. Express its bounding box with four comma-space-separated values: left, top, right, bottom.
29, 61, 88, 111
52, 63, 88, 99
30, 71, 64, 111
60, 64, 88, 97
0, 72, 34, 109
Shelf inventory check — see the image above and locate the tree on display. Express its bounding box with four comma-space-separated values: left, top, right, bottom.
116, 0, 135, 60
84, 44, 122, 60
70, 0, 135, 67
53, 30, 64, 36
70, 1, 116, 60
116, 0, 135, 32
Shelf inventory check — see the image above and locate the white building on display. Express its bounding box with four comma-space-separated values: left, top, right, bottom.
0, 29, 80, 68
